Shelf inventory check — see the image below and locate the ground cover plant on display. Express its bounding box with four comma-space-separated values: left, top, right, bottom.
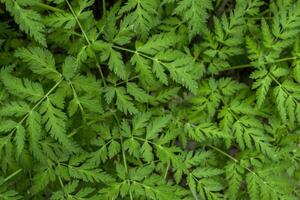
0, 0, 300, 199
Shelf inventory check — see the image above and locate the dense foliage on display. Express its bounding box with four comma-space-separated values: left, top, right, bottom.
0, 0, 300, 199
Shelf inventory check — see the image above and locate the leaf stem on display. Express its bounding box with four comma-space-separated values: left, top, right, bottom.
65, 0, 90, 44
35, 2, 64, 13
102, 0, 106, 18
116, 75, 139, 86
65, 0, 107, 87
113, 45, 154, 61
2, 169, 22, 183
207, 144, 238, 162
69, 81, 85, 114
164, 161, 170, 180
112, 45, 171, 75
222, 56, 297, 71
58, 176, 65, 190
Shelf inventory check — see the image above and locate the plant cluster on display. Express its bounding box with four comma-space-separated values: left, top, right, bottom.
0, 0, 300, 199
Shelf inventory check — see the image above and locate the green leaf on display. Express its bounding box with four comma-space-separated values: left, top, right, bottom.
68, 164, 115, 184
1, 0, 46, 46
40, 98, 74, 151
127, 82, 150, 103
108, 49, 127, 80
15, 47, 61, 81
119, 0, 159, 37
15, 125, 25, 158
146, 116, 170, 139
174, 0, 212, 39
0, 69, 44, 102
62, 56, 78, 80
115, 87, 138, 114
108, 140, 120, 158
26, 111, 44, 162
0, 101, 30, 117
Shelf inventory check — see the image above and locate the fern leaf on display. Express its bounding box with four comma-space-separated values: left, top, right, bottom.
45, 12, 76, 29
130, 54, 156, 85
126, 82, 150, 103
0, 101, 30, 117
108, 49, 127, 80
26, 111, 44, 162
32, 167, 56, 193
193, 167, 223, 178
1, 0, 46, 46
155, 51, 198, 93
153, 61, 168, 85
68, 164, 115, 184
225, 162, 244, 199
150, 87, 180, 105
15, 47, 61, 81
186, 122, 230, 142
174, 0, 212, 39
146, 116, 171, 139
115, 87, 138, 114
0, 186, 22, 200
0, 120, 17, 133
62, 56, 78, 80
40, 98, 74, 150
137, 33, 177, 55
15, 125, 25, 157
119, 0, 159, 37
273, 80, 300, 124
0, 69, 44, 102
246, 173, 260, 200
71, 75, 101, 94
132, 112, 152, 131
251, 69, 272, 107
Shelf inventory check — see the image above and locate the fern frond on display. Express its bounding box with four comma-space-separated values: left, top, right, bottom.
15, 47, 61, 81
0, 68, 44, 102
40, 97, 74, 150
126, 82, 150, 103
174, 0, 212, 39
1, 0, 46, 46
0, 101, 30, 117
108, 48, 128, 80
119, 0, 159, 37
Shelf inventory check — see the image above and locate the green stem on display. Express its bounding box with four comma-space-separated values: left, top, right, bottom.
164, 161, 170, 180
65, 30, 83, 38
58, 176, 65, 192
223, 56, 297, 71
115, 116, 129, 173
113, 45, 137, 55
102, 0, 106, 18
113, 45, 154, 61
116, 75, 139, 86
129, 182, 134, 200
113, 45, 171, 72
3, 169, 22, 183
35, 2, 64, 13
95, 59, 107, 87
65, 0, 107, 87
69, 81, 85, 114
224, 63, 253, 71
207, 144, 238, 163
65, 0, 90, 44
